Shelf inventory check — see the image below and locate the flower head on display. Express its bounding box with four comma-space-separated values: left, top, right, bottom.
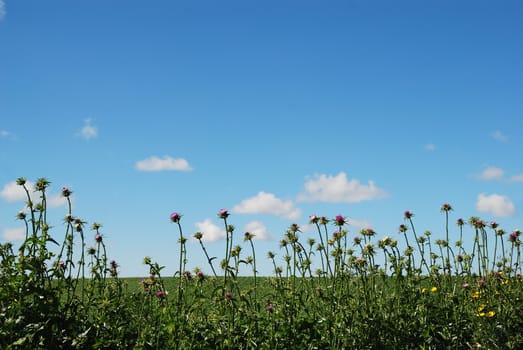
170, 212, 181, 223
334, 215, 347, 226
61, 186, 72, 197
404, 210, 414, 219
309, 215, 319, 224
218, 209, 229, 219
193, 231, 203, 240
440, 203, 453, 212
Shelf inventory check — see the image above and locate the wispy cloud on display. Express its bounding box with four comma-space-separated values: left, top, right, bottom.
232, 191, 301, 220
0, 0, 5, 20
509, 173, 523, 183
77, 118, 98, 140
348, 218, 372, 230
244, 220, 270, 240
297, 172, 388, 203
194, 218, 226, 242
491, 130, 508, 142
2, 227, 26, 241
476, 193, 515, 217
135, 156, 193, 172
425, 143, 435, 151
477, 166, 504, 181
0, 130, 15, 140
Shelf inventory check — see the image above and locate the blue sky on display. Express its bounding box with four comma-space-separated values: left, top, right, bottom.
1, 0, 522, 277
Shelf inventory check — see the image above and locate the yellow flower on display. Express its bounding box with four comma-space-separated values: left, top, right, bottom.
501, 279, 509, 285
486, 311, 495, 318
431, 286, 438, 293
471, 291, 481, 299
421, 288, 427, 293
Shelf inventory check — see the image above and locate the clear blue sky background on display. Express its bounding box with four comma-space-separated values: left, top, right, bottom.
1, 0, 522, 277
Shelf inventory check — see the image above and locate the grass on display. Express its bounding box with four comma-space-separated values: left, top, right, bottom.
1, 177, 523, 349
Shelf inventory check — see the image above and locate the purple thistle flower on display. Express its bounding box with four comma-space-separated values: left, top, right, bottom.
170, 212, 181, 223
334, 215, 347, 226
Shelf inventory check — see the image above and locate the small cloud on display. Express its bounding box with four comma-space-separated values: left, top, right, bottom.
3, 227, 26, 241
0, 181, 32, 202
491, 130, 508, 142
47, 194, 68, 207
478, 167, 504, 181
0, 180, 67, 208
77, 118, 98, 140
0, 0, 5, 20
135, 156, 193, 172
509, 173, 523, 183
476, 193, 515, 217
297, 172, 388, 203
195, 218, 226, 242
244, 220, 270, 240
1, 130, 12, 139
232, 192, 301, 220
425, 143, 435, 151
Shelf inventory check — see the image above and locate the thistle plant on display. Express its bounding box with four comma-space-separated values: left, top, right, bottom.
2, 179, 523, 349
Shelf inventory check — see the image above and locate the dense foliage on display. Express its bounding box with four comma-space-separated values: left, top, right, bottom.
1, 178, 522, 349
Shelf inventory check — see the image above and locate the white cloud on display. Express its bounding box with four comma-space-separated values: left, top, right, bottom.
476, 193, 515, 217
77, 118, 97, 140
2, 227, 26, 241
195, 218, 226, 242
0, 0, 5, 20
509, 173, 523, 183
135, 156, 193, 172
0, 180, 67, 208
244, 220, 270, 240
297, 172, 387, 203
478, 167, 504, 181
0, 181, 33, 202
425, 143, 435, 151
491, 130, 508, 142
232, 192, 301, 220
47, 194, 68, 207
